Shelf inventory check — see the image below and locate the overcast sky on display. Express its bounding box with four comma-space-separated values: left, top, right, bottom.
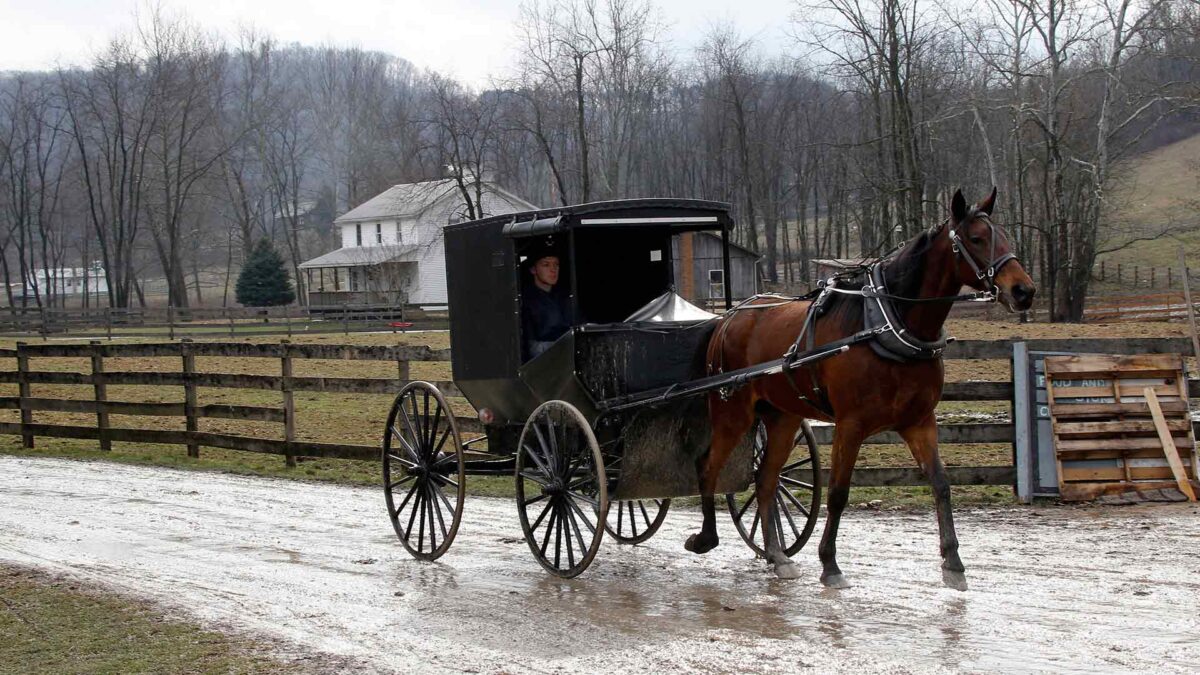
0, 0, 800, 85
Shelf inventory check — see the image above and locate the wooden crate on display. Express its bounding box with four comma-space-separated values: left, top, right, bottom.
1045, 354, 1200, 501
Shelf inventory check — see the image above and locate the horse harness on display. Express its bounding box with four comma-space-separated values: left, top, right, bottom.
711, 208, 1016, 415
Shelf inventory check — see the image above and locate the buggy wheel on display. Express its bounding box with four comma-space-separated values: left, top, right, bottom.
726, 419, 822, 558
382, 381, 465, 561
605, 499, 670, 545
515, 401, 608, 578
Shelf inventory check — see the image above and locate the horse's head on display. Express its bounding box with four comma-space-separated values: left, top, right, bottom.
946, 188, 1036, 312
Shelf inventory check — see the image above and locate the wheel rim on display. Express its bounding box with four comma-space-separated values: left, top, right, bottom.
383, 381, 465, 561
605, 499, 670, 545
515, 401, 608, 578
726, 419, 822, 557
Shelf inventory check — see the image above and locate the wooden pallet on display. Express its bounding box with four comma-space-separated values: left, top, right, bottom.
1044, 354, 1200, 501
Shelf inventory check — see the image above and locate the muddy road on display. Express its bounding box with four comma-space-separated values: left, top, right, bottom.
1, 456, 1197, 673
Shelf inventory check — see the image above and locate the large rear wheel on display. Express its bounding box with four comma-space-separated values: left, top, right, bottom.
515, 401, 609, 578
382, 381, 465, 561
726, 419, 821, 557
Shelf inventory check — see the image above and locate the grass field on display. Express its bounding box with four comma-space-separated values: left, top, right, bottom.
1099, 131, 1200, 272
0, 565, 293, 674
0, 318, 1191, 509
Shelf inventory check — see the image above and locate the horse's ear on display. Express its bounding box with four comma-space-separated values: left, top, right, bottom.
978, 186, 997, 215
951, 189, 967, 223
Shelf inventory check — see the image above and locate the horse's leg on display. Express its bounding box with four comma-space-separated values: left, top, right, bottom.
898, 415, 967, 591
818, 424, 865, 589
686, 395, 754, 554
757, 411, 804, 579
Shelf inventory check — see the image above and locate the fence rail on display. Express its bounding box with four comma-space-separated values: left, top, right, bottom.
0, 303, 449, 340
0, 337, 1195, 489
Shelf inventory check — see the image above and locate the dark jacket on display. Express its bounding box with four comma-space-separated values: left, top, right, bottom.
522, 282, 571, 354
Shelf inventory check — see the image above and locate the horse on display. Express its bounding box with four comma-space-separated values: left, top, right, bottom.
684, 188, 1036, 590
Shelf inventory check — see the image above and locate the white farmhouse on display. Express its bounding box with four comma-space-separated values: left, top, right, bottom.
299, 178, 537, 307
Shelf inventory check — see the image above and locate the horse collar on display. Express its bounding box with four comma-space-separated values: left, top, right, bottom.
862, 262, 948, 363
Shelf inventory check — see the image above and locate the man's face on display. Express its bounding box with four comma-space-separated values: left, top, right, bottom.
532, 256, 559, 288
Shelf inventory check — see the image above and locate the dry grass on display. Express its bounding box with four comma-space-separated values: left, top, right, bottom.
0, 565, 295, 674
1098, 132, 1200, 270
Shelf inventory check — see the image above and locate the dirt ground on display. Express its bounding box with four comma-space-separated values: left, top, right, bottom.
2, 456, 1197, 674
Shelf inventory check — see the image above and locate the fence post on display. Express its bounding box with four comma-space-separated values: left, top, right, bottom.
38, 307, 48, 341
181, 339, 199, 458
167, 305, 175, 341
281, 340, 296, 468
284, 303, 292, 338
16, 342, 33, 448
396, 355, 410, 383
90, 340, 110, 452
105, 307, 113, 341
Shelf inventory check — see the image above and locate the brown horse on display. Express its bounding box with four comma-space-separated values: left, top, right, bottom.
684, 188, 1036, 590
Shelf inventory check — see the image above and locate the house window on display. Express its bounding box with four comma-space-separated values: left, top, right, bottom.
356, 224, 363, 247
375, 223, 382, 244
708, 269, 725, 299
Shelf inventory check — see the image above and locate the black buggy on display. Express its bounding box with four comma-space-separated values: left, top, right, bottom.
382, 199, 832, 577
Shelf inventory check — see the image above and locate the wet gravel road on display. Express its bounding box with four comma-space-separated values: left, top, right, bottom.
2, 456, 1198, 673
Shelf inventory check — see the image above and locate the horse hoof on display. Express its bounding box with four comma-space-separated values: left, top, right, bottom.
684, 533, 716, 554
942, 569, 968, 592
821, 573, 851, 589
774, 562, 802, 580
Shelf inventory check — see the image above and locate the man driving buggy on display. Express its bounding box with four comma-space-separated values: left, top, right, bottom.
521, 240, 571, 361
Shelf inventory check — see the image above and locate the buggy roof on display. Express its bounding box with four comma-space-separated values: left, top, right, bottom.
445, 198, 733, 239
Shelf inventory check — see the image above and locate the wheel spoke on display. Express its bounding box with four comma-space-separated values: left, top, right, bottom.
638, 500, 652, 528
544, 416, 562, 477
518, 441, 549, 482
553, 505, 564, 568
417, 485, 428, 551
566, 496, 596, 534
780, 475, 814, 490
385, 453, 418, 470
565, 504, 587, 558
530, 498, 554, 532
538, 501, 557, 556
405, 483, 422, 537
735, 493, 755, 521
427, 398, 443, 459
387, 474, 416, 491
780, 484, 811, 517
627, 501, 638, 538
395, 405, 423, 459
523, 492, 548, 507
561, 508, 576, 570
393, 480, 420, 520
432, 424, 453, 458
778, 493, 802, 541
519, 470, 552, 488
781, 457, 812, 473
428, 472, 459, 489
749, 509, 761, 543
616, 498, 624, 534
390, 426, 420, 463
430, 481, 455, 527
428, 482, 443, 548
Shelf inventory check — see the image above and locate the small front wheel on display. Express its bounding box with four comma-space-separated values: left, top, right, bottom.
515, 401, 609, 578
605, 499, 670, 545
726, 419, 822, 557
382, 381, 465, 561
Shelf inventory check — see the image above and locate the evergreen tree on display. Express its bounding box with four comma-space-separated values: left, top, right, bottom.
236, 239, 296, 307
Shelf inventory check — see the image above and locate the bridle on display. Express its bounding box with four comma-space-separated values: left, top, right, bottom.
946, 209, 1017, 295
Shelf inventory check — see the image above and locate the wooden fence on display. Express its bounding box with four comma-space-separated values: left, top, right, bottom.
0, 304, 449, 340
1083, 292, 1200, 322
0, 337, 1195, 489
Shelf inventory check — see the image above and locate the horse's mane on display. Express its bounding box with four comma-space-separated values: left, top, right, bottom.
881, 228, 937, 298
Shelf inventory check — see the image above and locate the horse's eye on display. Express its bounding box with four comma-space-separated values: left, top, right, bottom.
969, 236, 984, 245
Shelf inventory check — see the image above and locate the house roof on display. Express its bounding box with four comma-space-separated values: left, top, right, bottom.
335, 178, 538, 224
298, 244, 420, 269
696, 230, 759, 259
